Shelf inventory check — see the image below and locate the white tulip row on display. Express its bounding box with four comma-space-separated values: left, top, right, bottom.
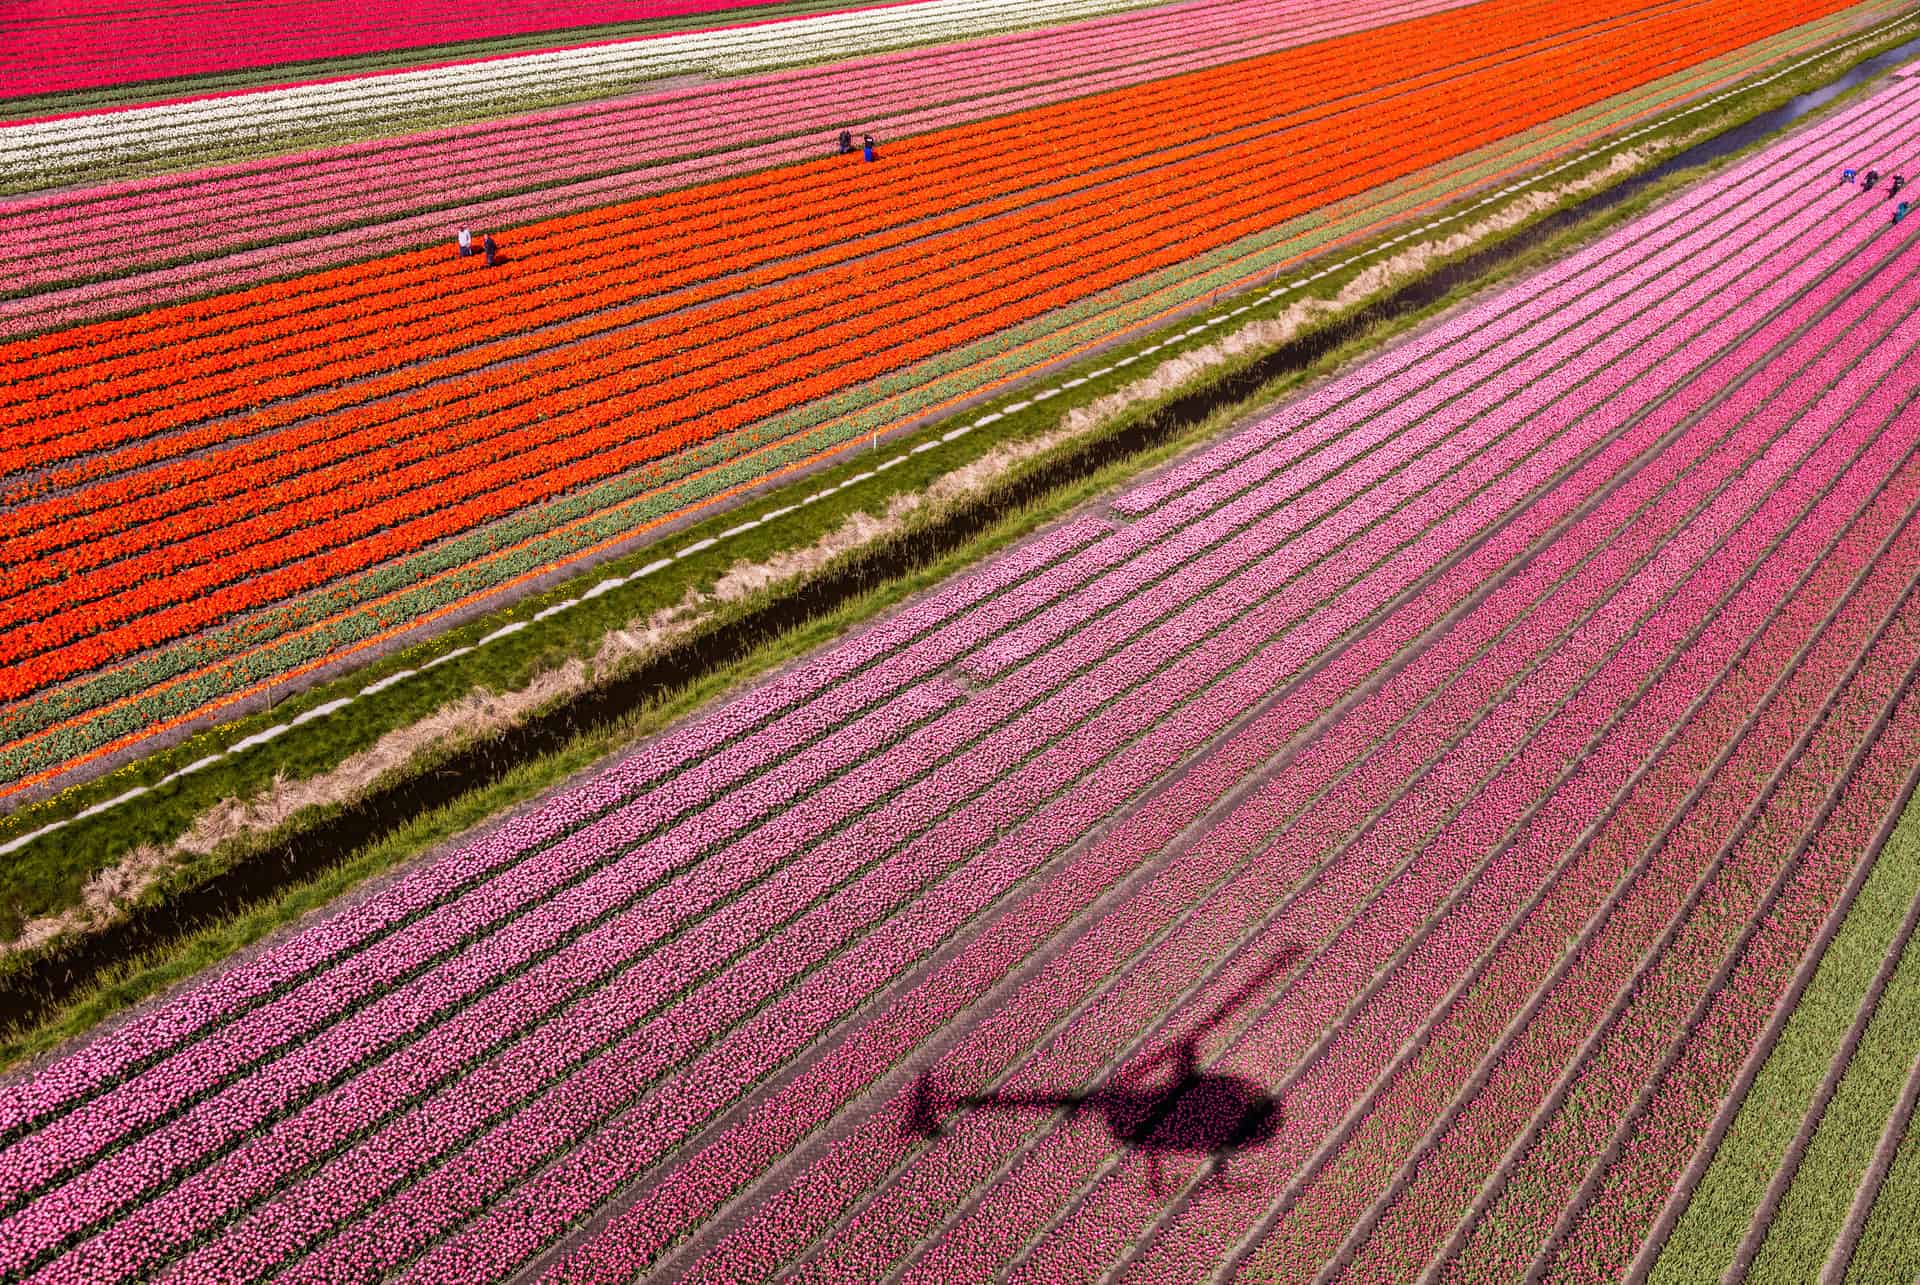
0, 0, 1163, 185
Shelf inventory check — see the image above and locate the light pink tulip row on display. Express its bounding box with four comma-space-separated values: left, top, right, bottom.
0, 513, 1109, 1140
277, 236, 1709, 1275
544, 106, 1920, 1283
3, 0, 1435, 279
0, 0, 883, 101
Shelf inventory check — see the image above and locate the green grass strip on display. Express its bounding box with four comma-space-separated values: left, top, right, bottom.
1648, 789, 1920, 1283
1741, 797, 1920, 1282
1843, 1055, 1920, 1282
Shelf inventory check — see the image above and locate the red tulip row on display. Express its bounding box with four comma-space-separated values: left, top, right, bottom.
0, 1, 1767, 708
3, 0, 1583, 436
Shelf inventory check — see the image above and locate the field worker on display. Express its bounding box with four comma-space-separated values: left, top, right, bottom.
1866, 169, 1880, 191
1892, 174, 1905, 197
1897, 201, 1909, 225
457, 227, 473, 257
864, 133, 878, 162
1844, 167, 1857, 183
483, 233, 498, 267
839, 129, 854, 155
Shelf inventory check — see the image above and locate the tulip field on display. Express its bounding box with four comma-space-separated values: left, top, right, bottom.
0, 0, 1904, 804
6, 55, 1920, 1280
1, 0, 880, 101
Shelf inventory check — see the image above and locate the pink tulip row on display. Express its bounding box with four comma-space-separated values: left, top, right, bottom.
892, 183, 1920, 1284
1217, 245, 1920, 1285
1542, 628, 1920, 1283
1320, 436, 1920, 1285
543, 109, 1920, 1282
1429, 282, 1920, 1284
0, 0, 877, 101
6, 86, 1919, 1281
1, 676, 974, 1280
3, 0, 1438, 290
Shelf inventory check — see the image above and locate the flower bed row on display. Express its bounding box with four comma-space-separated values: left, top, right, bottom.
0, 0, 1172, 188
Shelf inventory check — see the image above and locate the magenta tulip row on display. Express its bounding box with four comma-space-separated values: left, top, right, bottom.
1025, 245, 1920, 1285
1426, 280, 1920, 1284
1226, 249, 1920, 1285
4, 85, 1919, 1282
1325, 460, 1920, 1285
675, 160, 1920, 1285
0, 0, 854, 100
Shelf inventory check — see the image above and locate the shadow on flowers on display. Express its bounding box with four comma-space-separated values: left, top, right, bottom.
907, 944, 1301, 1194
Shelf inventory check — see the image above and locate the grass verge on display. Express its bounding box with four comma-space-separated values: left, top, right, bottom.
1647, 790, 1920, 1283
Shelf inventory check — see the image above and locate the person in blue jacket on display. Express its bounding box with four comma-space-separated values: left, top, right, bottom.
1843, 167, 1857, 183
863, 133, 878, 162
1896, 201, 1910, 225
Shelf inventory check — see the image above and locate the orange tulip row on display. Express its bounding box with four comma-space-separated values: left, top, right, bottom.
0, 0, 1856, 706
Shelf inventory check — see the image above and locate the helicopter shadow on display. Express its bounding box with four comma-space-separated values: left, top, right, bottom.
906, 944, 1300, 1195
